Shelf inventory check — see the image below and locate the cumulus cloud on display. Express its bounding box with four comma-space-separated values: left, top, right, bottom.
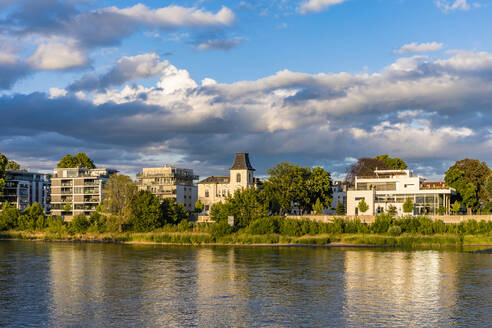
299, 0, 347, 14
397, 42, 443, 54
26, 40, 88, 70
1, 49, 492, 176
69, 52, 169, 91
0, 1, 236, 89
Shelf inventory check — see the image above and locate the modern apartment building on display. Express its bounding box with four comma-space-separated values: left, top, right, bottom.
0, 170, 50, 212
198, 153, 258, 213
346, 169, 455, 216
50, 167, 117, 218
136, 165, 199, 212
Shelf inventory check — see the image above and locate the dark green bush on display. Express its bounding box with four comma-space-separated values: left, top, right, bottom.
371, 214, 393, 233
247, 217, 281, 234
209, 221, 233, 238
71, 214, 90, 233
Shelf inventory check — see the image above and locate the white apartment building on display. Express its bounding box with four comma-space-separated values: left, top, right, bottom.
346, 169, 455, 216
198, 153, 257, 213
136, 165, 198, 212
0, 170, 50, 212
50, 167, 117, 218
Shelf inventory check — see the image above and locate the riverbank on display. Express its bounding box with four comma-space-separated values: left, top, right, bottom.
1, 230, 492, 247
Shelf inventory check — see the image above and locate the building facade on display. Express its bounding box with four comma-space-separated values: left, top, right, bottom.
198, 153, 257, 213
50, 167, 117, 218
0, 170, 50, 212
346, 169, 455, 216
136, 165, 198, 212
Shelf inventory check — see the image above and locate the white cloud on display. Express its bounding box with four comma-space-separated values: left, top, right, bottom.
195, 37, 245, 51
26, 41, 88, 70
435, 0, 478, 12
49, 88, 68, 98
397, 42, 443, 54
299, 0, 347, 14
105, 4, 235, 27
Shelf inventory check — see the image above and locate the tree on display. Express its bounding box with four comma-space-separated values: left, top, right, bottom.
0, 153, 8, 195
210, 188, 267, 228
358, 199, 369, 214
71, 214, 90, 233
161, 198, 188, 225
313, 198, 324, 214
263, 162, 311, 214
194, 199, 204, 213
445, 159, 491, 212
335, 201, 345, 215
6, 160, 21, 170
128, 191, 163, 232
374, 155, 407, 170
451, 201, 461, 214
57, 152, 96, 168
345, 158, 387, 186
486, 175, 492, 199
0, 203, 20, 231
102, 174, 137, 232
403, 198, 414, 213
387, 205, 397, 216
308, 167, 333, 208
18, 202, 45, 231
63, 202, 72, 213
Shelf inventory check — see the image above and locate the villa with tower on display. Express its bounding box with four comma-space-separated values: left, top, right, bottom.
198, 153, 258, 213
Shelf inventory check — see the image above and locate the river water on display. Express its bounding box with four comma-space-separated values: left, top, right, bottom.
0, 241, 491, 327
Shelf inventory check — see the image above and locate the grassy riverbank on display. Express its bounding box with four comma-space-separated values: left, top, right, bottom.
2, 230, 492, 247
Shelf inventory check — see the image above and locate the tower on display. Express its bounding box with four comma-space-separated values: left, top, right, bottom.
229, 153, 255, 189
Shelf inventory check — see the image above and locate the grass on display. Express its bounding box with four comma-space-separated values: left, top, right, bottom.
1, 230, 491, 247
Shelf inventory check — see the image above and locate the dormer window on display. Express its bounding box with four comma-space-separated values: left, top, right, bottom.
236, 173, 241, 183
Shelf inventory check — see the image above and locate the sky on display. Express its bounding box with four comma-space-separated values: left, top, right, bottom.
0, 0, 491, 181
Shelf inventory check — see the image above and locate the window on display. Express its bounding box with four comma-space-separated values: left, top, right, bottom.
236, 173, 241, 183
205, 190, 209, 197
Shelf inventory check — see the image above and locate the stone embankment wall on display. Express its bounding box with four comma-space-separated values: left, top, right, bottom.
287, 215, 492, 224
197, 214, 492, 224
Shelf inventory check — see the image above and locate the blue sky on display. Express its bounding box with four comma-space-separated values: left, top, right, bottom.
1, 0, 491, 180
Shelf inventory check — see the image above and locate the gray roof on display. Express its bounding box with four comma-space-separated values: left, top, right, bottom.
229, 153, 255, 171
198, 176, 230, 184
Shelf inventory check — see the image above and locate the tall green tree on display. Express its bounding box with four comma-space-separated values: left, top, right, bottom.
374, 154, 407, 170
445, 159, 491, 211
0, 203, 20, 231
263, 162, 311, 214
102, 174, 137, 231
57, 152, 96, 168
128, 191, 163, 232
313, 198, 324, 214
308, 167, 333, 208
0, 153, 8, 195
161, 198, 188, 224
210, 188, 267, 228
6, 160, 21, 170
335, 201, 345, 215
194, 199, 205, 213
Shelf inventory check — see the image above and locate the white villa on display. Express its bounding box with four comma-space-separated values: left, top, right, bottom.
346, 169, 455, 216
198, 153, 258, 213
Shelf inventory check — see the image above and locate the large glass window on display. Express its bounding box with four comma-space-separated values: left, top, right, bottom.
236, 173, 241, 183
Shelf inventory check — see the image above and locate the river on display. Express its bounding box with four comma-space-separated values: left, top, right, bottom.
0, 241, 491, 327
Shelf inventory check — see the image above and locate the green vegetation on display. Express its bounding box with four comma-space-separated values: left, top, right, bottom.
358, 198, 369, 214
0, 152, 18, 195
403, 198, 414, 213
57, 152, 96, 168
445, 158, 491, 213
335, 201, 345, 215
2, 213, 491, 247
261, 162, 332, 215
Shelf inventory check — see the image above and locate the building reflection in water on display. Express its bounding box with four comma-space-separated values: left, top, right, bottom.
343, 250, 458, 327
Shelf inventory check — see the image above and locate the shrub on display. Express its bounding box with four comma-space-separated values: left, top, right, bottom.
388, 225, 402, 236
209, 221, 233, 238
247, 217, 281, 235
0, 203, 20, 231
371, 214, 393, 234
279, 219, 303, 236
71, 214, 90, 233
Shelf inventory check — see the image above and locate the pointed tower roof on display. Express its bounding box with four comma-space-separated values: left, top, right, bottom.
229, 153, 255, 171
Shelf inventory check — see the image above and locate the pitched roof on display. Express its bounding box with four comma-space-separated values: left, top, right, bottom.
198, 176, 230, 184
229, 153, 255, 171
